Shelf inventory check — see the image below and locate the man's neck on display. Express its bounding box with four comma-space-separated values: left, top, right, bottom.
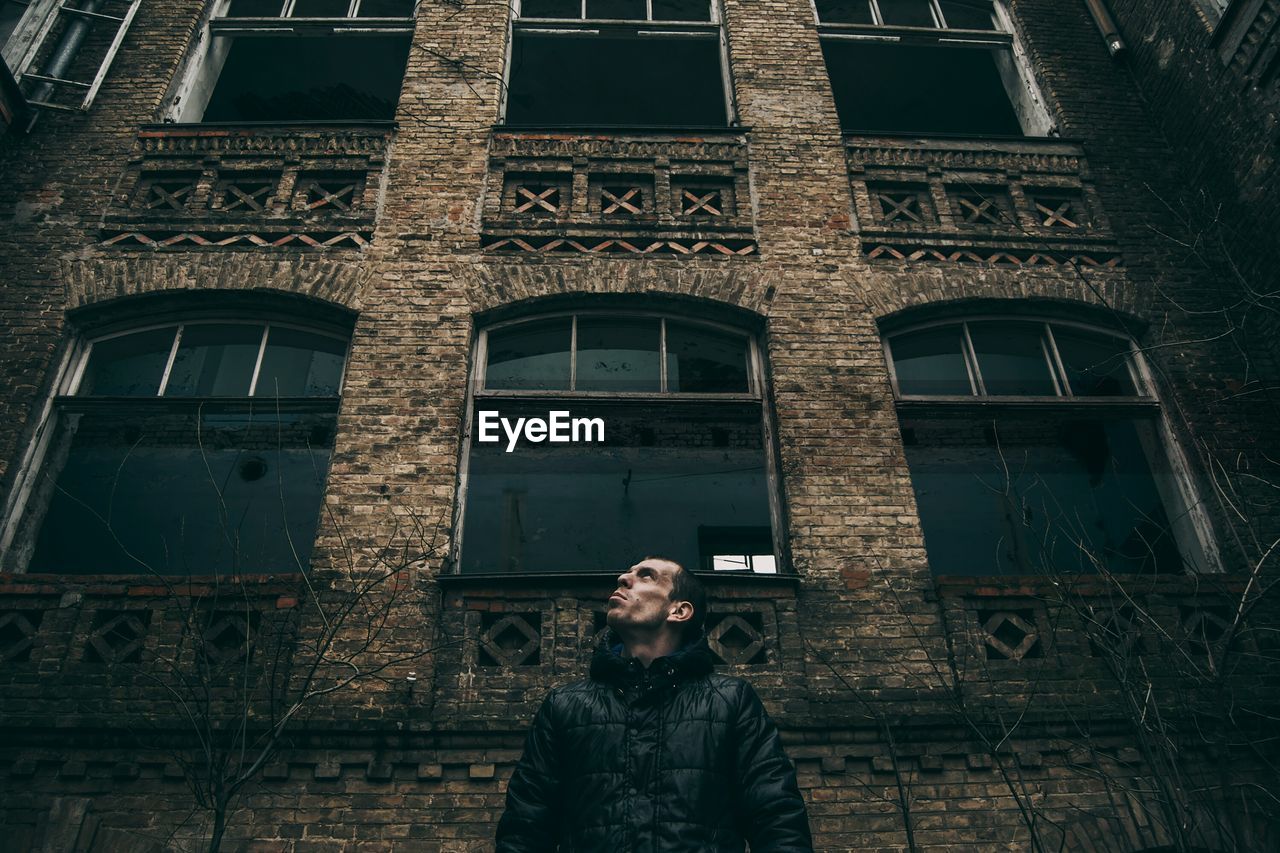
617, 628, 682, 668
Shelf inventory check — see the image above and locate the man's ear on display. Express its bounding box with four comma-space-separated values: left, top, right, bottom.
667, 599, 693, 626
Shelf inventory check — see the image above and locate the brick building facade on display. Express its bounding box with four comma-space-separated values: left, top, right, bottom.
0, 0, 1277, 850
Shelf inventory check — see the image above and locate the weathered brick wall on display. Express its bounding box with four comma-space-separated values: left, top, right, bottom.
1, 0, 1278, 849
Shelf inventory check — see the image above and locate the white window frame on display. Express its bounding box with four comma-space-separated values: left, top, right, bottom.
882, 315, 1221, 575
501, 0, 738, 127
453, 309, 785, 574
814, 0, 1055, 136
0, 314, 352, 573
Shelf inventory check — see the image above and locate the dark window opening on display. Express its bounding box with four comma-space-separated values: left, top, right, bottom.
460, 400, 772, 573
16, 320, 349, 576
28, 408, 334, 575
903, 413, 1188, 577
505, 32, 728, 126
821, 41, 1022, 135
201, 35, 410, 122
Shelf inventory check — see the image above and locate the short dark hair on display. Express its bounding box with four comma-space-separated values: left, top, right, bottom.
647, 555, 706, 643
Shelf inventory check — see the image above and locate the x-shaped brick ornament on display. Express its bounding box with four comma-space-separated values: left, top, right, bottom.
602, 187, 643, 215
681, 189, 723, 216
514, 185, 559, 213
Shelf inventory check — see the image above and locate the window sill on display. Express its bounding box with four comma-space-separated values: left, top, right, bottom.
0, 573, 304, 597
437, 570, 799, 593
494, 124, 748, 136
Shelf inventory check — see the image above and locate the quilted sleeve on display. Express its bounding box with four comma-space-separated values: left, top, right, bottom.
496, 696, 563, 853
733, 682, 814, 852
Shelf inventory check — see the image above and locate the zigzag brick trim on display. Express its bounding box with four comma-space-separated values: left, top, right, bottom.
100, 231, 370, 249
481, 235, 757, 256
865, 244, 1122, 267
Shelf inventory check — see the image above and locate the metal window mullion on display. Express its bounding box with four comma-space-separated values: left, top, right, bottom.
870, 0, 883, 26
349, 0, 359, 16
569, 314, 578, 391
929, 0, 944, 28
646, 0, 652, 21
658, 318, 668, 393
157, 326, 184, 396
248, 324, 270, 396
960, 322, 983, 396
1043, 323, 1072, 399
581, 0, 587, 19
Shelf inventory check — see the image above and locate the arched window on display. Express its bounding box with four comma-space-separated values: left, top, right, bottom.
883, 315, 1213, 576
3, 314, 352, 575
456, 311, 780, 574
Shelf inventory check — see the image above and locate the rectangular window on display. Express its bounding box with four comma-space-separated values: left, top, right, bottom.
885, 318, 1214, 577
167, 0, 415, 123
504, 0, 732, 126
458, 313, 777, 574
817, 0, 1052, 136
3, 319, 350, 575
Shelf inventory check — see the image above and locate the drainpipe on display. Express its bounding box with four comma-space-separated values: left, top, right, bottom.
1084, 0, 1127, 58
25, 0, 104, 126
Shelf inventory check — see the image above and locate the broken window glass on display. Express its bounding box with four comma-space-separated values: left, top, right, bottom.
165, 324, 263, 397
815, 1, 874, 25
876, 0, 937, 27
938, 0, 997, 29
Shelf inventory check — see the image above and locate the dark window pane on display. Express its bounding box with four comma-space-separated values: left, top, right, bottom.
521, 0, 580, 16
290, 0, 351, 15
816, 0, 874, 24
356, 0, 415, 15
460, 401, 772, 573
506, 33, 728, 126
666, 322, 749, 393
587, 0, 644, 18
27, 408, 334, 574
1, 1, 29, 50
486, 318, 572, 390
256, 328, 347, 397
225, 0, 286, 16
576, 317, 660, 392
939, 0, 996, 29
903, 414, 1187, 576
821, 42, 1023, 135
653, 0, 712, 21
165, 324, 263, 397
202, 35, 410, 122
968, 321, 1057, 395
79, 328, 177, 397
877, 0, 937, 26
1053, 327, 1137, 397
889, 327, 971, 395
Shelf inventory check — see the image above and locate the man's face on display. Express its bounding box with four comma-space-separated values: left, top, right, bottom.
607, 558, 682, 633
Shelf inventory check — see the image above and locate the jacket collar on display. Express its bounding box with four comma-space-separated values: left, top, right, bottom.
590, 630, 714, 687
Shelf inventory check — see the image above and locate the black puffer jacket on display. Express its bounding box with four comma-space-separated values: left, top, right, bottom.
496, 636, 813, 853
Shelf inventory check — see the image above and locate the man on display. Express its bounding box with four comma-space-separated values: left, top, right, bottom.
496, 556, 814, 852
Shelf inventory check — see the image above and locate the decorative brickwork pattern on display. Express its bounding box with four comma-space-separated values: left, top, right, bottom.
847, 135, 1121, 265
482, 131, 757, 256
98, 123, 392, 249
